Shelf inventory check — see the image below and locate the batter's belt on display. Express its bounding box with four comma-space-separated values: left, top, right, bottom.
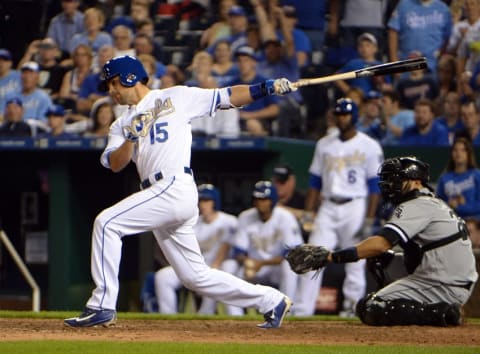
140, 167, 192, 189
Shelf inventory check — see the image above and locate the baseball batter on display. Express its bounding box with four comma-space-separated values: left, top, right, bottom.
232, 181, 303, 302
294, 98, 384, 316
154, 184, 242, 315
287, 156, 478, 326
64, 55, 295, 328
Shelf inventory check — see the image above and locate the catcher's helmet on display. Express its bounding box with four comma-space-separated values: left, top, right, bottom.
378, 156, 430, 204
334, 98, 358, 125
98, 55, 148, 92
198, 184, 221, 210
252, 180, 278, 207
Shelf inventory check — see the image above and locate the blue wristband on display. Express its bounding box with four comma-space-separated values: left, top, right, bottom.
249, 80, 275, 100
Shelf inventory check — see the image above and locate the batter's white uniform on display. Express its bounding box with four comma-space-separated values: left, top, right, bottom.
295, 131, 384, 316
154, 210, 241, 314
233, 206, 303, 301
86, 86, 286, 313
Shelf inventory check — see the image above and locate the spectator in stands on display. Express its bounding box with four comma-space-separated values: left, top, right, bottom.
395, 51, 439, 110
331, 0, 389, 59
254, 3, 303, 137
227, 46, 279, 136
46, 0, 85, 59
83, 98, 116, 138
211, 39, 239, 88
400, 98, 450, 146
69, 7, 113, 55
458, 99, 480, 145
388, 0, 452, 75
133, 33, 167, 79
280, 0, 331, 64
335, 32, 392, 97
466, 217, 480, 250
184, 51, 217, 88
0, 49, 21, 119
137, 54, 162, 89
274, 4, 311, 69
380, 90, 414, 146
38, 104, 78, 138
209, 5, 248, 55
455, 0, 480, 75
18, 61, 52, 135
437, 91, 464, 145
135, 18, 163, 60
106, 0, 151, 34
0, 97, 31, 137
435, 54, 458, 108
200, 0, 236, 48
437, 136, 480, 220
76, 45, 114, 115
59, 44, 93, 106
17, 38, 68, 99
112, 25, 135, 57
356, 90, 383, 141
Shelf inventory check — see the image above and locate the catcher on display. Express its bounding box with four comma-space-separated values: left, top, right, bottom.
287, 156, 478, 326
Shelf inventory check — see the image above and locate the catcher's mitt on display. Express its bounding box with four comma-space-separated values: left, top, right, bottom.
286, 244, 330, 274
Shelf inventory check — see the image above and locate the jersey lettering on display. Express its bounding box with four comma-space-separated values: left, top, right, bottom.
348, 169, 357, 184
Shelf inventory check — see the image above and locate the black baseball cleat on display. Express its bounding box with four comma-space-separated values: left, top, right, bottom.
64, 307, 117, 328
257, 297, 292, 329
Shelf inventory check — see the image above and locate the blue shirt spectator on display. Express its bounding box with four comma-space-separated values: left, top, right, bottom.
388, 0, 452, 74
46, 0, 85, 55
400, 98, 449, 146
69, 7, 113, 55
436, 137, 480, 220
0, 49, 21, 115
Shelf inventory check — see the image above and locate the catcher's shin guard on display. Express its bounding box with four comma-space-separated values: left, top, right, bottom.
357, 295, 462, 326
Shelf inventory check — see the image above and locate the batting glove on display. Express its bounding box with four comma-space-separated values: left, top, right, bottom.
273, 78, 297, 95
122, 126, 140, 143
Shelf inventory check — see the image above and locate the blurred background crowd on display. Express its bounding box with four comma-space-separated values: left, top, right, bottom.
0, 0, 479, 142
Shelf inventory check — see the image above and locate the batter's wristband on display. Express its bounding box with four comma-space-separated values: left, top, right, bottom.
331, 247, 359, 263
249, 80, 274, 99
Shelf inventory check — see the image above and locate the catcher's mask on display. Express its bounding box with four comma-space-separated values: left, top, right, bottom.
252, 180, 278, 207
378, 156, 430, 204
198, 184, 221, 210
98, 55, 149, 92
334, 97, 358, 125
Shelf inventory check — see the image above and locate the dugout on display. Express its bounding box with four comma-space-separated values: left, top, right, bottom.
0, 137, 479, 312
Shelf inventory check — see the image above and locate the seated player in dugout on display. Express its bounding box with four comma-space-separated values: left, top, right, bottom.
287, 156, 477, 326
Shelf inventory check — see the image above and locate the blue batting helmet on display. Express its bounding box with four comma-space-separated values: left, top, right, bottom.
334, 98, 358, 124
98, 55, 149, 92
252, 180, 278, 207
198, 184, 221, 210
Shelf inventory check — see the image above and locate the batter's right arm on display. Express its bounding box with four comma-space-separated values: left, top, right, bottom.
108, 141, 135, 172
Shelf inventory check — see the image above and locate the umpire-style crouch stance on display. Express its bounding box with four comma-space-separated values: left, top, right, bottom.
287, 156, 478, 326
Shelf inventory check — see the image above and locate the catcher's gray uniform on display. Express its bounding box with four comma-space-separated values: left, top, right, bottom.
376, 188, 477, 304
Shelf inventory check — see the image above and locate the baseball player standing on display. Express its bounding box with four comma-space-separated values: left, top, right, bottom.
231, 181, 303, 302
287, 156, 478, 326
154, 184, 242, 315
64, 55, 296, 328
294, 98, 384, 316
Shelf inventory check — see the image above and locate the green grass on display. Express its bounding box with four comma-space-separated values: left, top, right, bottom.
0, 342, 478, 354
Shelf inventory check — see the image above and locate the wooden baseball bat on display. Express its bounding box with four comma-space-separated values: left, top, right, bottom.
292, 57, 428, 88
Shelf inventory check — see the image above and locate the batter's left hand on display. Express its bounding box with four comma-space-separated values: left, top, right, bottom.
273, 78, 297, 95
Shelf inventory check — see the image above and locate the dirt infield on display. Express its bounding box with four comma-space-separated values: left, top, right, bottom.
0, 318, 479, 346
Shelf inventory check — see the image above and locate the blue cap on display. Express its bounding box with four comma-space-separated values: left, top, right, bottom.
46, 104, 65, 117
98, 55, 149, 92
228, 5, 246, 17
21, 61, 40, 72
0, 49, 12, 61
234, 46, 258, 61
365, 90, 382, 100
6, 97, 22, 107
